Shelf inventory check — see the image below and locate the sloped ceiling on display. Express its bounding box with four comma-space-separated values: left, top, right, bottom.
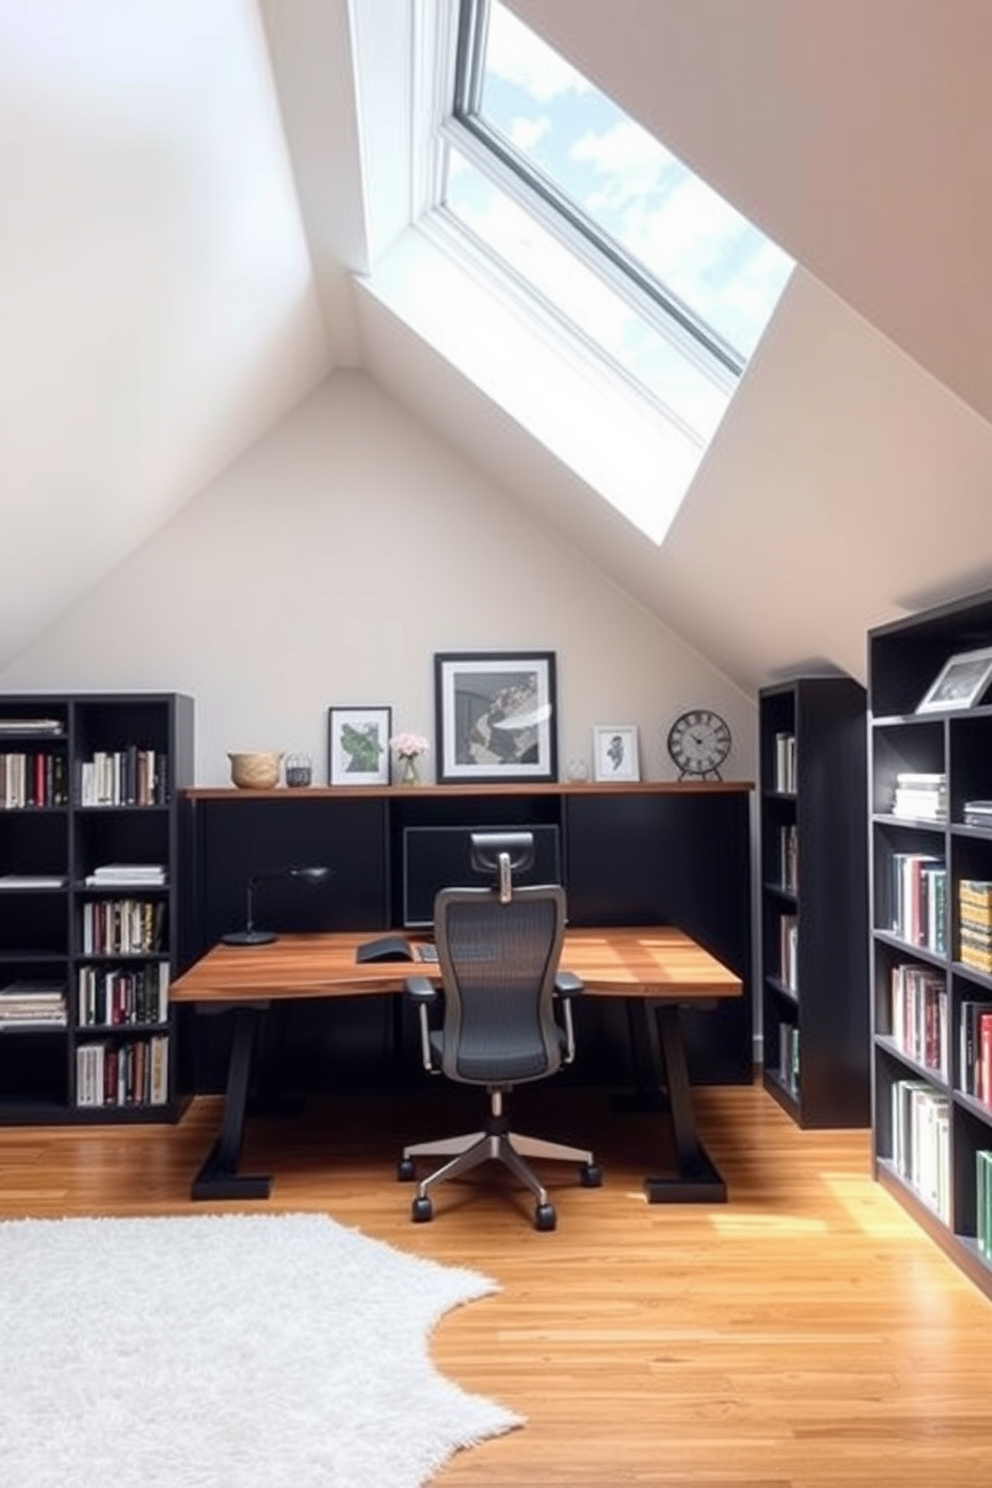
3, 0, 992, 687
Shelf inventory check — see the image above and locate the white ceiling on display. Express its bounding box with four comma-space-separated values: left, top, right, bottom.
3, 0, 992, 687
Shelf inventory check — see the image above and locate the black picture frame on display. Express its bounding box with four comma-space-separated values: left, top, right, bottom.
434, 651, 558, 784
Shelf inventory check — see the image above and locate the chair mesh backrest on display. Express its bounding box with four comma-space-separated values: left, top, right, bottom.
433, 883, 567, 1086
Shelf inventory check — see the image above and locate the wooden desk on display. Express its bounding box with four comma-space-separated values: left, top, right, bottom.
170, 927, 742, 1205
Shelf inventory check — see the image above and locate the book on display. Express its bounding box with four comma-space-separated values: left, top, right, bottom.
0, 718, 63, 734
0, 874, 67, 889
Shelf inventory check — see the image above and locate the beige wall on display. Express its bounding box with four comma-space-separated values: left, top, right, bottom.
0, 371, 756, 787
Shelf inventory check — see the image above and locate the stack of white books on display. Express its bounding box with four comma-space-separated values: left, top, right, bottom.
891, 772, 947, 821
0, 978, 67, 1028
83, 863, 167, 888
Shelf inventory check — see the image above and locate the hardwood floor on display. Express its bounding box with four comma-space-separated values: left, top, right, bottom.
2, 1079, 991, 1486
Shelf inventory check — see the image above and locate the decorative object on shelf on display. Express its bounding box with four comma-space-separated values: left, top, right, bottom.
228, 751, 283, 790
285, 754, 313, 788
327, 706, 392, 786
592, 724, 640, 783
666, 709, 732, 781
222, 864, 331, 946
565, 758, 589, 783
916, 644, 992, 713
434, 650, 558, 784
390, 732, 429, 787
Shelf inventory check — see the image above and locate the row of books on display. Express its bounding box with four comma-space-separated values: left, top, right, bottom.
0, 979, 67, 1029
890, 1077, 950, 1222
80, 899, 166, 956
776, 1022, 799, 1095
773, 731, 796, 793
959, 878, 992, 975
79, 748, 168, 808
960, 1000, 992, 1103
976, 1151, 992, 1257
77, 963, 170, 1027
890, 962, 948, 1078
0, 751, 69, 809
778, 912, 798, 992
75, 1035, 169, 1108
888, 852, 947, 953
778, 823, 798, 894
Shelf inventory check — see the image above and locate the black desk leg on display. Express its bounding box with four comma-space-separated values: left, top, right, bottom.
191, 1006, 273, 1202
642, 999, 727, 1204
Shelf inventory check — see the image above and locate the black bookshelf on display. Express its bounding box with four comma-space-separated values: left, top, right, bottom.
869, 587, 992, 1301
758, 677, 869, 1127
0, 692, 194, 1124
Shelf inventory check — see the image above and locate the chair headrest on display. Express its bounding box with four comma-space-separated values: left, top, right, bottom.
470, 831, 535, 903
469, 831, 535, 876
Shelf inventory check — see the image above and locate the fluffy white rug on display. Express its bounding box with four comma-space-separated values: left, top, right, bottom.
0, 1212, 521, 1488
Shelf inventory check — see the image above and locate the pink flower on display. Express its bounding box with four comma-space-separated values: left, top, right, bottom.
390, 732, 430, 759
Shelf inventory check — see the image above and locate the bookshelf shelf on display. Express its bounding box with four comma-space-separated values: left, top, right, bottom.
758, 677, 869, 1128
0, 692, 193, 1125
868, 587, 992, 1299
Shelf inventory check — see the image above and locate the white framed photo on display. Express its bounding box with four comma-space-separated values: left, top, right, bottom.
592, 725, 640, 783
327, 705, 392, 785
916, 647, 992, 714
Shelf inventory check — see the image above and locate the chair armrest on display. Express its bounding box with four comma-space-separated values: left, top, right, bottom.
405, 976, 439, 1073
405, 975, 438, 1005
554, 970, 584, 999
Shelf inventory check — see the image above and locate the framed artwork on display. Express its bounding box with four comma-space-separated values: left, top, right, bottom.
327, 706, 392, 785
916, 646, 992, 713
434, 651, 557, 784
592, 724, 640, 783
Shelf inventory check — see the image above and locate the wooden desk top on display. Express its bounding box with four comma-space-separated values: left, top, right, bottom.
169, 927, 741, 1006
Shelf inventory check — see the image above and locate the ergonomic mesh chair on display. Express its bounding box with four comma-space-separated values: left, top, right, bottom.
397, 831, 602, 1230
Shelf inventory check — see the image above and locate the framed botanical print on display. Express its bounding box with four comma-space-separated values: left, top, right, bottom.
327, 706, 391, 786
433, 651, 557, 784
592, 724, 640, 783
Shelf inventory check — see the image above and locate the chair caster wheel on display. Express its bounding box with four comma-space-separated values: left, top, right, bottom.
534, 1203, 557, 1231
397, 1157, 416, 1182
412, 1196, 433, 1223
580, 1162, 603, 1187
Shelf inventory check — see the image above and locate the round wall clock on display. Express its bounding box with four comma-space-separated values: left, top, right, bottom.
666, 709, 732, 781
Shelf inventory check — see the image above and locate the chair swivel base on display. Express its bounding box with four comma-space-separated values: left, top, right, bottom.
398, 1119, 602, 1230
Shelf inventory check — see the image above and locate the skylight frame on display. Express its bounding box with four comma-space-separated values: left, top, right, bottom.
446, 0, 746, 382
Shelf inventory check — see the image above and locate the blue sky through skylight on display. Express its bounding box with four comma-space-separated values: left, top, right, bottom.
454, 1, 793, 366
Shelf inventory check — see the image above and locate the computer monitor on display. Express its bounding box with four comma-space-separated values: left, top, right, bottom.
401, 823, 562, 928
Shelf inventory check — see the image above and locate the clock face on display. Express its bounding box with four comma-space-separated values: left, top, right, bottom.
666, 710, 732, 779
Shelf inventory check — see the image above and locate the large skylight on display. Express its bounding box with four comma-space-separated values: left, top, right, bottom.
424, 0, 794, 537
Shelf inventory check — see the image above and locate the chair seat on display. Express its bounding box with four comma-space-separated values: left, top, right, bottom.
428, 1026, 567, 1083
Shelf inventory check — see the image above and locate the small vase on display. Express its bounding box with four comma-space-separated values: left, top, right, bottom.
397, 754, 421, 787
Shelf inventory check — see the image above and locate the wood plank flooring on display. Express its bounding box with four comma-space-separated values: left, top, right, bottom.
2, 1079, 991, 1487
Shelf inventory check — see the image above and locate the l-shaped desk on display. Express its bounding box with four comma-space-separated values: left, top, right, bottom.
170, 925, 742, 1206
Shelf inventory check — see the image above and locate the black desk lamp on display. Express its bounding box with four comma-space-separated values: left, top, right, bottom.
222, 865, 332, 946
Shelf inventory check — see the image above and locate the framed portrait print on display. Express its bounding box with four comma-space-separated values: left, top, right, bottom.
916, 646, 992, 713
327, 706, 391, 786
434, 651, 557, 784
592, 724, 640, 783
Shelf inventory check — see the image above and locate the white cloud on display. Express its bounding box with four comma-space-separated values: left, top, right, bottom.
572, 119, 674, 200
508, 114, 551, 152
485, 3, 589, 103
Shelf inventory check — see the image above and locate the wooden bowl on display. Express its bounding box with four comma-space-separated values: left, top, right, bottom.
228, 751, 283, 789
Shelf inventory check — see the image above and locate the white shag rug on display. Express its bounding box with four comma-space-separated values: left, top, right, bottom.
0, 1212, 521, 1488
